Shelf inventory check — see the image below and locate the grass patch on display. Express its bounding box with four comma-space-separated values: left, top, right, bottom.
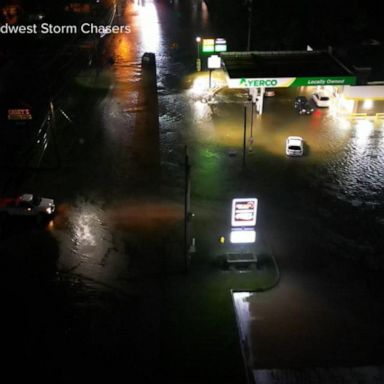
161, 256, 279, 383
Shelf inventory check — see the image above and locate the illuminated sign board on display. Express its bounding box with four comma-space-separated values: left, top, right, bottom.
202, 38, 227, 53
228, 76, 356, 88
231, 198, 258, 227
8, 108, 32, 121
214, 38, 227, 52
202, 39, 215, 53
230, 229, 256, 244
208, 55, 221, 69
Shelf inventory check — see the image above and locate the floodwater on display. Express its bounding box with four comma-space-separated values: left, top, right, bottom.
1, 0, 384, 382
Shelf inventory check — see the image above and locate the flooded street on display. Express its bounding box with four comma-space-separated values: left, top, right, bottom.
1, 0, 384, 382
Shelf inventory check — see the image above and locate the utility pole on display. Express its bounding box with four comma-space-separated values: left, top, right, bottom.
184, 145, 191, 273
208, 69, 212, 88
242, 105, 247, 168
249, 101, 254, 151
196, 36, 201, 72
247, 0, 253, 51
48, 101, 61, 168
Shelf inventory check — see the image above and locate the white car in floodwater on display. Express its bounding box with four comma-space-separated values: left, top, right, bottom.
286, 136, 304, 157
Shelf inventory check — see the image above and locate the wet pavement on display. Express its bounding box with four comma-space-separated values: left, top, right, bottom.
1, 1, 384, 383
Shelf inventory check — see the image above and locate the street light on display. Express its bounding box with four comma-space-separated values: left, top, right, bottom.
196, 36, 201, 56
196, 36, 201, 71
184, 145, 192, 273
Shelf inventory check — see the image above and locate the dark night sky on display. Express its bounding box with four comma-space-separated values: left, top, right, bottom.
1, 0, 383, 53
1, 0, 383, 43
205, 0, 383, 49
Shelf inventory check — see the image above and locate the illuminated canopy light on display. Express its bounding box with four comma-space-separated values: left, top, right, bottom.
230, 230, 256, 244
363, 99, 373, 109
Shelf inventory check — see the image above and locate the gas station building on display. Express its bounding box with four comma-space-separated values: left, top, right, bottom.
220, 50, 384, 118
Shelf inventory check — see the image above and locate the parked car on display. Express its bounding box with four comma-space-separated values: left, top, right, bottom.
294, 96, 315, 115
0, 193, 55, 221
312, 92, 330, 107
286, 136, 304, 157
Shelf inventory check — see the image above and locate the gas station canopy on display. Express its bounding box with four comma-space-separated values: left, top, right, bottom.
220, 50, 357, 88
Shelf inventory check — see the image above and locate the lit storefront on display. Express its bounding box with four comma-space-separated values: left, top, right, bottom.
339, 85, 384, 118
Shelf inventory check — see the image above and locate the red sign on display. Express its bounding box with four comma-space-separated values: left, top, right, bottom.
8, 108, 32, 121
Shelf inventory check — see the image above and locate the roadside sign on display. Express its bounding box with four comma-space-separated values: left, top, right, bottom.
8, 108, 32, 121
208, 55, 221, 69
214, 38, 227, 52
231, 198, 258, 227
202, 39, 215, 53
202, 38, 227, 54
228, 76, 356, 88
230, 229, 256, 243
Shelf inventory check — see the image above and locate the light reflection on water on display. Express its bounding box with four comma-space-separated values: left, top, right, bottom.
95, 0, 384, 218
167, 76, 384, 209
70, 203, 107, 261
242, 93, 384, 208
325, 119, 384, 204
136, 1, 161, 54
354, 119, 374, 148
